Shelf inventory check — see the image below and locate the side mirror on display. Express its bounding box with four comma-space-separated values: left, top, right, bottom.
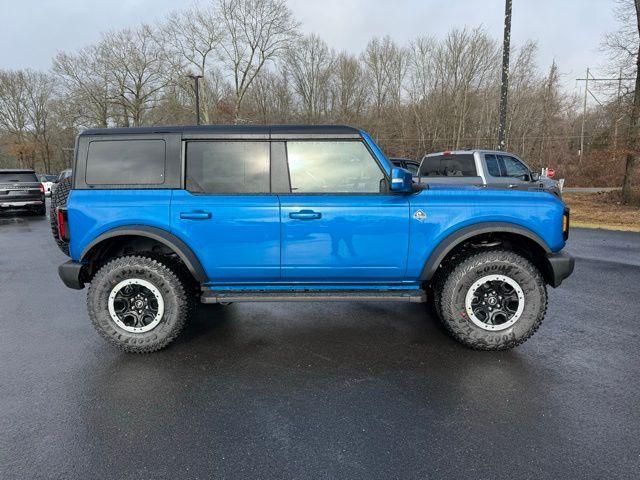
530, 172, 540, 182
390, 167, 413, 193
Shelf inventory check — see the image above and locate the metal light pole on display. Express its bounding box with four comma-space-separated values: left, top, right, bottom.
497, 0, 512, 150
187, 74, 203, 125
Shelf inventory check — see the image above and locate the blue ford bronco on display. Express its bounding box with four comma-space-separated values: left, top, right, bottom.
53, 125, 574, 353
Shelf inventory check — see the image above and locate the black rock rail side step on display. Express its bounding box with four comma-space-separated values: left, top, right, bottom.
201, 290, 427, 304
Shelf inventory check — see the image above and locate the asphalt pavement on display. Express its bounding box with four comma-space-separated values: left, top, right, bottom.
1, 204, 639, 479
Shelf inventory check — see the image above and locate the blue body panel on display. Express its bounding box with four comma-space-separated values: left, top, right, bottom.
404, 186, 566, 279
279, 194, 410, 281
170, 190, 280, 283
67, 190, 173, 260
67, 131, 567, 290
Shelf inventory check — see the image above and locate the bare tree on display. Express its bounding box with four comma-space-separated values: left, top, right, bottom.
218, 0, 298, 123
604, 0, 640, 203
0, 70, 57, 171
407, 37, 437, 152
432, 28, 498, 149
361, 36, 408, 145
0, 70, 31, 167
53, 45, 111, 127
101, 25, 171, 127
330, 52, 368, 123
162, 4, 223, 124
286, 34, 334, 122
23, 70, 57, 173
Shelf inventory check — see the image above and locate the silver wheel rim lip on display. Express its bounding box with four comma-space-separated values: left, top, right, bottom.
108, 278, 164, 333
465, 274, 525, 331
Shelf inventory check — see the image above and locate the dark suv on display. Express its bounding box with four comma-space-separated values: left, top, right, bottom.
53, 125, 573, 353
0, 169, 46, 215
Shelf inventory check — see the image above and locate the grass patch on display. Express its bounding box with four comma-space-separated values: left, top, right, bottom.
564, 189, 640, 232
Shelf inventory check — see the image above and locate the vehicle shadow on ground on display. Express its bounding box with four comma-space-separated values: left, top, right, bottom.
82, 301, 552, 413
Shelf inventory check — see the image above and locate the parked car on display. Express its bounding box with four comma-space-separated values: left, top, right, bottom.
40, 174, 58, 197
53, 125, 573, 353
390, 157, 421, 175
0, 169, 46, 215
418, 150, 562, 197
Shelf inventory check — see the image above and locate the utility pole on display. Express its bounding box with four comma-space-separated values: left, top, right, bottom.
187, 74, 203, 125
497, 0, 512, 150
580, 68, 589, 162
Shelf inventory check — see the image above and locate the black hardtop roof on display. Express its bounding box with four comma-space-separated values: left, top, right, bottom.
0, 168, 36, 173
80, 124, 362, 137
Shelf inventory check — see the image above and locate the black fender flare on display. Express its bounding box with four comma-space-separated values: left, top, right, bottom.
419, 222, 552, 281
81, 225, 207, 283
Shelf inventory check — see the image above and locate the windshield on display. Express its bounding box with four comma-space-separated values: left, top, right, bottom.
0, 172, 39, 183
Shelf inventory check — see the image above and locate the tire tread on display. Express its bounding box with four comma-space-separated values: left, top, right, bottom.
436, 249, 548, 351
87, 255, 193, 353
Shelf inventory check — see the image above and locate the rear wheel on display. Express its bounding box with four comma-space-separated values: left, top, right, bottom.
435, 249, 547, 350
87, 255, 193, 353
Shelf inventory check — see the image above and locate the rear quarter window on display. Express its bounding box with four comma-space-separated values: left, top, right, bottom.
85, 139, 166, 185
419, 154, 477, 177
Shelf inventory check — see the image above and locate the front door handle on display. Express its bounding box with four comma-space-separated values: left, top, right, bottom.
289, 209, 322, 220
180, 211, 211, 220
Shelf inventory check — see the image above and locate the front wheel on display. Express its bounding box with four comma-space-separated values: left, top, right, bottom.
87, 255, 193, 353
436, 250, 547, 350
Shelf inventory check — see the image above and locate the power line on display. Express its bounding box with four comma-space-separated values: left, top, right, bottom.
576, 69, 634, 160
576, 77, 634, 81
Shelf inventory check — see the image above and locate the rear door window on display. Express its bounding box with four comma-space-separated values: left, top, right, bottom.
186, 141, 270, 194
85, 139, 166, 185
419, 154, 477, 177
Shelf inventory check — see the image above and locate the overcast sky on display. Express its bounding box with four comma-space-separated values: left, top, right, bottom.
0, 0, 619, 94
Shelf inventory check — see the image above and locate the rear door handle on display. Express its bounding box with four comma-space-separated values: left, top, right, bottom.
289, 209, 322, 220
180, 211, 211, 220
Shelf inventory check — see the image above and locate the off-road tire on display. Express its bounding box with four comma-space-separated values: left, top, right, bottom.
87, 255, 193, 353
50, 177, 72, 256
436, 249, 547, 350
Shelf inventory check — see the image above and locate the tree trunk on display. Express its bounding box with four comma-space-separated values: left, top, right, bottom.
622, 0, 640, 204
